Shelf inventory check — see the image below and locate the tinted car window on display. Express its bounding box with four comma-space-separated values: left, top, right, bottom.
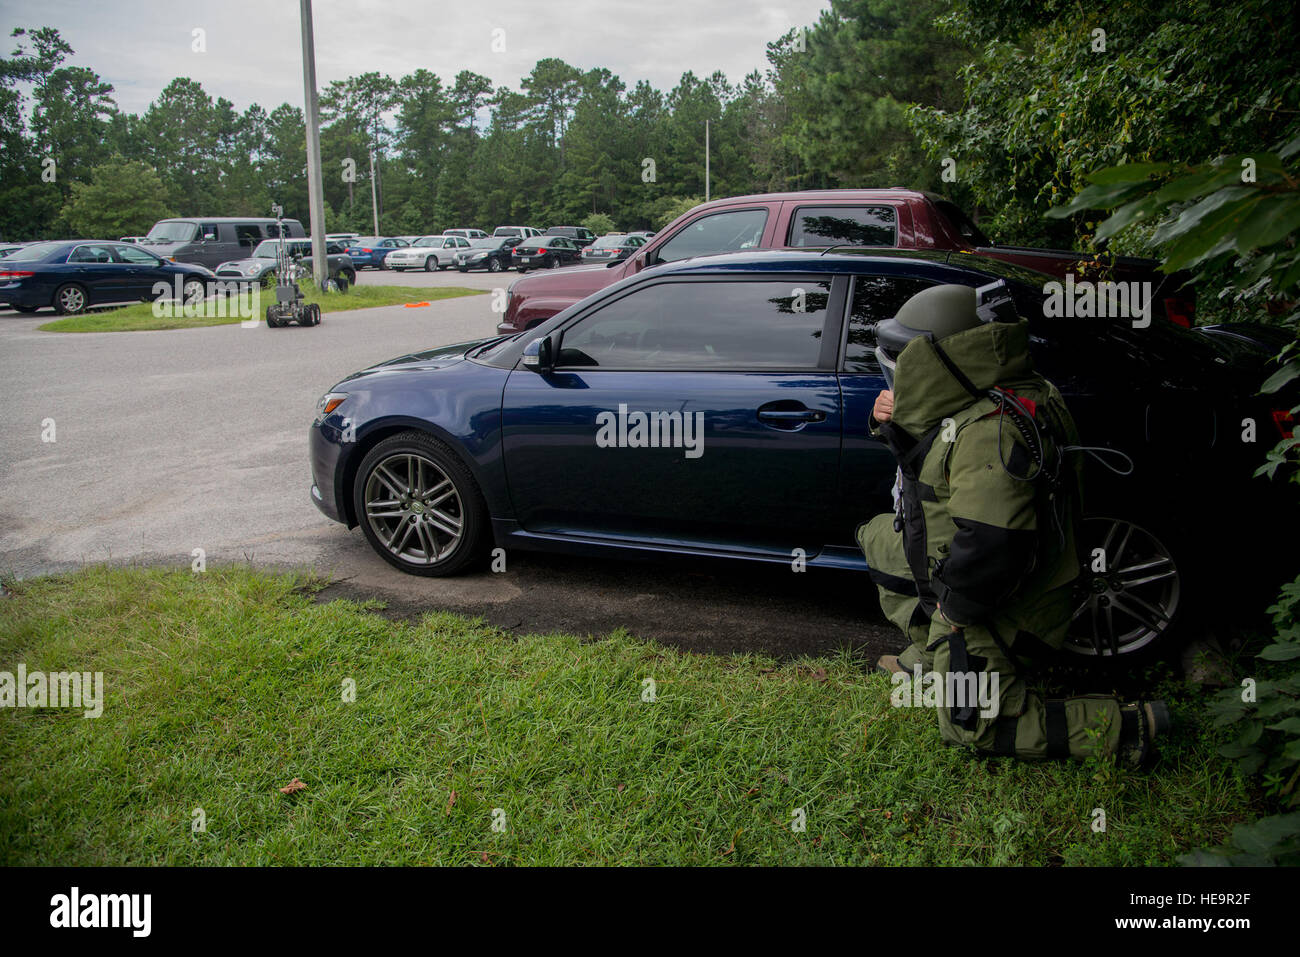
653, 209, 768, 264
558, 279, 831, 370
788, 205, 897, 247
235, 224, 263, 245
68, 244, 116, 264
843, 275, 937, 372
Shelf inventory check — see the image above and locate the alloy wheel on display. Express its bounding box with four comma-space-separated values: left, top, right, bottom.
362, 453, 465, 566
1066, 516, 1181, 658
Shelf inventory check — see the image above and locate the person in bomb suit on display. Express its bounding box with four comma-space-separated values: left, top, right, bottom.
857, 282, 1169, 763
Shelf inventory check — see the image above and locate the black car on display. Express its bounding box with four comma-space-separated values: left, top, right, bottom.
581, 233, 646, 263
307, 248, 1296, 665
454, 237, 516, 273
545, 226, 597, 248
511, 236, 583, 272
0, 240, 214, 314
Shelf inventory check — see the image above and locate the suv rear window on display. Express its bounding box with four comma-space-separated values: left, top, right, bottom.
788, 205, 897, 248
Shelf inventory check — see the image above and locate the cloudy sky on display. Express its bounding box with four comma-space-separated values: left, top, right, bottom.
0, 0, 831, 115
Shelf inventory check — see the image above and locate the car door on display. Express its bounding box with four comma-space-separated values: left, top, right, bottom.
113, 242, 170, 298
834, 272, 943, 537
500, 274, 848, 556
65, 243, 126, 303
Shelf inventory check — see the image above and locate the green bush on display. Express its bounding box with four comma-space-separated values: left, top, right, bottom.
581, 213, 616, 236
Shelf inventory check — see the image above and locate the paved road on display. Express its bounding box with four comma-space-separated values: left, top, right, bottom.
0, 268, 894, 660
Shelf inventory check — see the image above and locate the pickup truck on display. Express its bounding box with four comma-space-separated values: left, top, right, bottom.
499, 189, 1194, 334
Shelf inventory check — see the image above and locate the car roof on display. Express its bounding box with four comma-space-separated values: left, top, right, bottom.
156, 217, 301, 224
645, 248, 1054, 285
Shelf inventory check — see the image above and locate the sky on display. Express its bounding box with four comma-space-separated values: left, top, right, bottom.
0, 0, 832, 116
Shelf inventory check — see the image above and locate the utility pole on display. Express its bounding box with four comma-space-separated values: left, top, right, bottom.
705, 119, 711, 203
299, 0, 327, 287
369, 149, 380, 238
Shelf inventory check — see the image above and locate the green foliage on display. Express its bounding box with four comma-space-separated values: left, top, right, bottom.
1186, 577, 1300, 865
651, 195, 704, 230
581, 212, 616, 235
910, 0, 1300, 251
60, 160, 173, 238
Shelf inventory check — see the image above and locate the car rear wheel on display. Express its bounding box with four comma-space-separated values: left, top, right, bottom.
1065, 515, 1183, 664
53, 283, 88, 315
353, 432, 488, 576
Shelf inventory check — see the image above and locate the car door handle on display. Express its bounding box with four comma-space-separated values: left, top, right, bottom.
757, 402, 827, 428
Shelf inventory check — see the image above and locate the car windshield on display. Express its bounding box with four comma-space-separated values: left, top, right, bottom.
146, 222, 198, 243
413, 237, 446, 247
591, 236, 625, 248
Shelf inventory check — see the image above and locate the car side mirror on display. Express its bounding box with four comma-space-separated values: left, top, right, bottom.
522, 334, 555, 374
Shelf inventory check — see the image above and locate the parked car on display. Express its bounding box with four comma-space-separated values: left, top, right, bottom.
581, 233, 646, 263
493, 226, 543, 240
628, 230, 656, 240
0, 240, 214, 314
345, 236, 410, 270
383, 235, 471, 271
118, 236, 149, 244
308, 249, 1295, 666
140, 217, 306, 270
454, 237, 516, 273
511, 236, 584, 272
444, 228, 489, 240
214, 238, 355, 287
327, 233, 361, 243
545, 226, 597, 248
498, 189, 1194, 334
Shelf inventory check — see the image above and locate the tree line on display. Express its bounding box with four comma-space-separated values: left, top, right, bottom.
1, 0, 1294, 271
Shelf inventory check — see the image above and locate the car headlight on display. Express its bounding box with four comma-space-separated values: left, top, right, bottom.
316, 392, 348, 416
246, 265, 262, 276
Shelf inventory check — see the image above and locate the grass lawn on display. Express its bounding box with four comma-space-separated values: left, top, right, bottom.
0, 566, 1260, 865
37, 283, 486, 333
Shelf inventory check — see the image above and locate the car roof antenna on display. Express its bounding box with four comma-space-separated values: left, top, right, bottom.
819, 243, 858, 257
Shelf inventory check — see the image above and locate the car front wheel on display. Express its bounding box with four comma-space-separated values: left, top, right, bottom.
424, 256, 437, 272
352, 432, 488, 576
487, 258, 502, 272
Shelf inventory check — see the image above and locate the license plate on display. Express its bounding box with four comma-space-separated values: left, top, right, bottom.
521, 257, 532, 263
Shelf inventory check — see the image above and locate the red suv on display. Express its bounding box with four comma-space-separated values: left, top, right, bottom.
499, 189, 1190, 334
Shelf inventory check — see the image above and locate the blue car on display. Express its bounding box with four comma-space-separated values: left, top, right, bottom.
0, 240, 214, 314
345, 237, 409, 270
309, 249, 1291, 661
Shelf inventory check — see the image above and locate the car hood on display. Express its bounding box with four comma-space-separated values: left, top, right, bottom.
337, 337, 501, 384
216, 258, 273, 270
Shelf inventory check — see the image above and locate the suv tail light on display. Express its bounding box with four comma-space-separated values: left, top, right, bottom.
1163, 296, 1194, 328
1272, 409, 1295, 440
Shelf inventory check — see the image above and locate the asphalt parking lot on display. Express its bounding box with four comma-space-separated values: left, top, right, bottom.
0, 267, 894, 660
